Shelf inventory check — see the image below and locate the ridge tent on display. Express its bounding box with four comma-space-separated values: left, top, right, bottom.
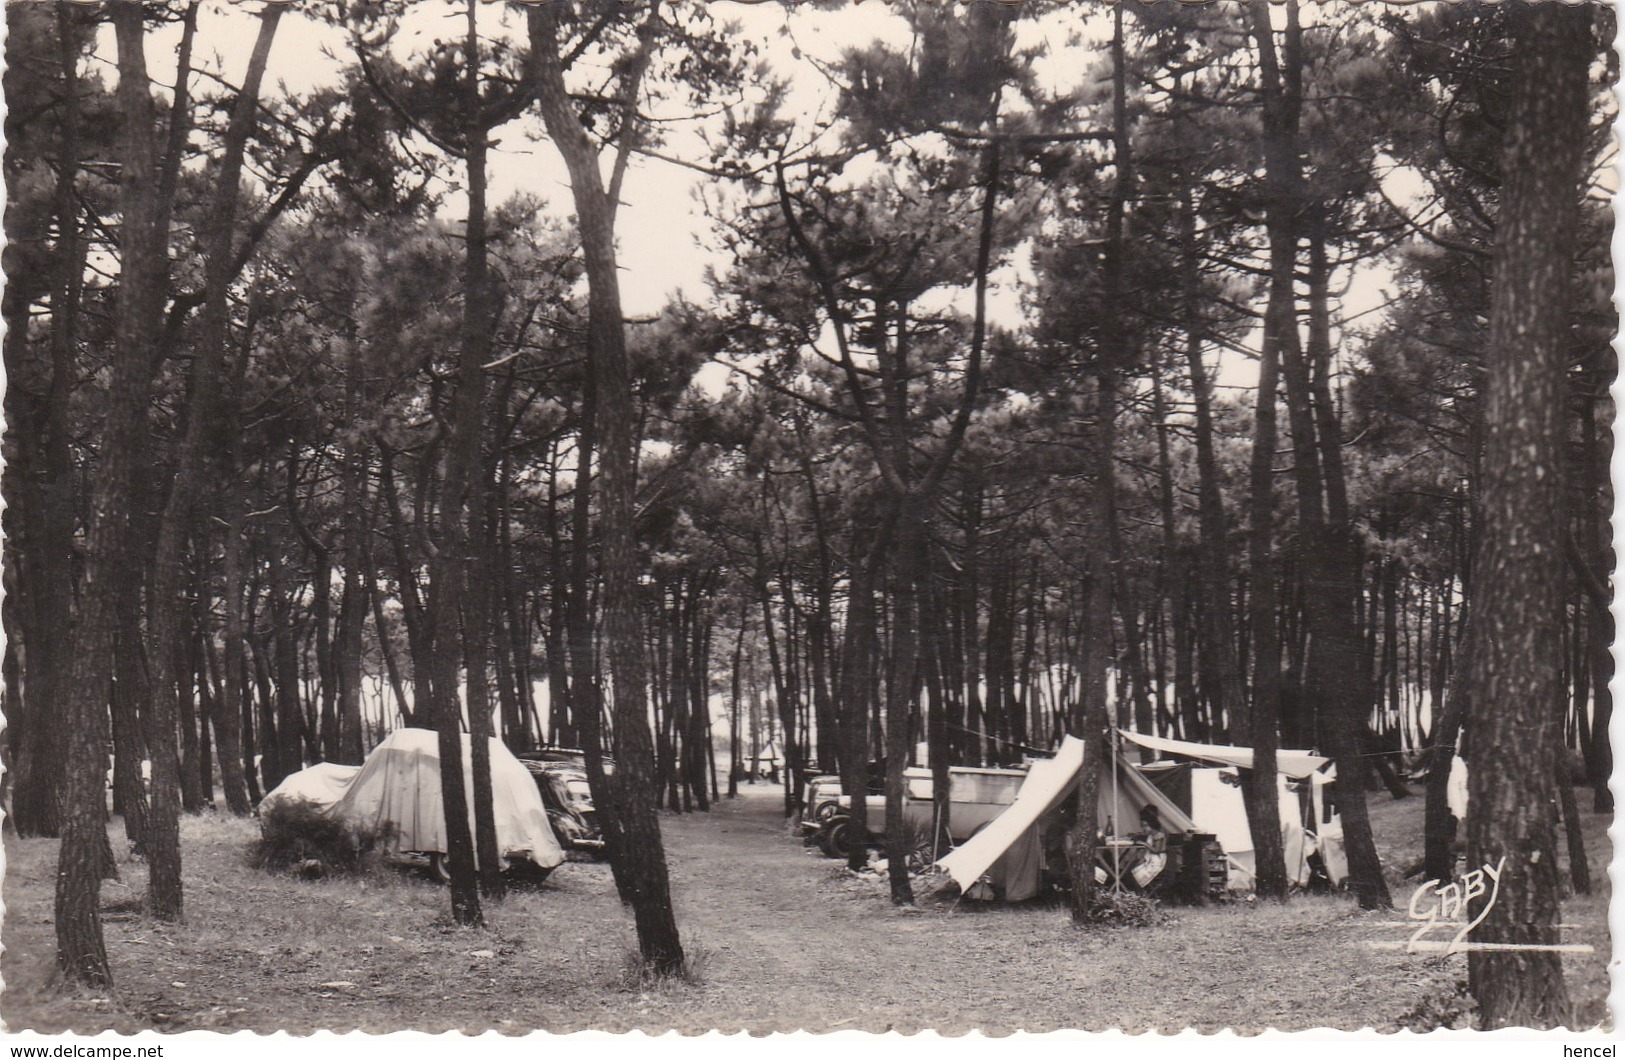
935, 736, 1209, 903
751, 742, 782, 780
1183, 766, 1345, 890
1119, 730, 1344, 890
262, 728, 564, 873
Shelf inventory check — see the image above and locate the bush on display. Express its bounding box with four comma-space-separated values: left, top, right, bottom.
249, 798, 394, 878
1394, 976, 1475, 1031
1075, 888, 1169, 929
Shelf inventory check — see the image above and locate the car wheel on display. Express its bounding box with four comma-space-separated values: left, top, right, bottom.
815, 814, 844, 857
429, 852, 451, 884
821, 818, 853, 861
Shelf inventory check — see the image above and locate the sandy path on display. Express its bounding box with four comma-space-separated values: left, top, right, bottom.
664, 787, 907, 985
6, 784, 1605, 1033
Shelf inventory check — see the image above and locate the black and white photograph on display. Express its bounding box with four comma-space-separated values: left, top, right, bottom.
0, 0, 1616, 1041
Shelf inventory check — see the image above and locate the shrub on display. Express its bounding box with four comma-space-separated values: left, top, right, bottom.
249, 798, 394, 878
1075, 888, 1170, 929
1394, 976, 1475, 1031
613, 940, 711, 990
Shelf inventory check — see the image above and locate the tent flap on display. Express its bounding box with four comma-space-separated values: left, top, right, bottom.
936, 737, 1197, 900
937, 738, 1082, 895
1118, 729, 1329, 779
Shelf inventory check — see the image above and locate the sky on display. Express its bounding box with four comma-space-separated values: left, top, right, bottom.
95, 1, 1424, 400
120, 2, 917, 314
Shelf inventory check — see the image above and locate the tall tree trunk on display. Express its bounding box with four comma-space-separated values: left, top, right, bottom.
367, 540, 412, 730
196, 619, 218, 808
544, 448, 574, 747
1464, 2, 1592, 1028
11, 2, 90, 838
684, 578, 713, 811
1239, 0, 1300, 902
728, 606, 745, 797
840, 514, 882, 872
882, 502, 923, 906
141, 4, 283, 919
1178, 186, 1243, 745
335, 326, 369, 765
111, 579, 151, 852
420, 0, 506, 925
753, 527, 794, 814
268, 557, 304, 791
531, 5, 683, 974
922, 543, 953, 858
378, 445, 432, 726
54, 0, 166, 986
1554, 752, 1590, 897
1068, 11, 1136, 923
564, 372, 629, 896
788, 410, 842, 775
251, 623, 282, 794
214, 498, 253, 815
1151, 363, 1195, 739
177, 603, 205, 813
1288, 228, 1392, 909
1069, 371, 1116, 923
1575, 376, 1613, 813
459, 0, 505, 906
1423, 619, 1470, 884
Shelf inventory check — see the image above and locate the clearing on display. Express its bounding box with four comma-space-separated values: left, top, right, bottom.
2, 784, 1610, 1034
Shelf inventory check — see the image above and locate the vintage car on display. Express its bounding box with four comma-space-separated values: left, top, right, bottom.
519, 747, 616, 775
518, 758, 605, 857
814, 765, 1028, 864
797, 774, 848, 839
259, 728, 565, 884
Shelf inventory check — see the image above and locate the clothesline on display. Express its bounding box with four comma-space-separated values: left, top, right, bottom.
937, 720, 1435, 775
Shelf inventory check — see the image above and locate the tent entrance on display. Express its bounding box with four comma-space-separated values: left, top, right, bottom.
935, 736, 1220, 904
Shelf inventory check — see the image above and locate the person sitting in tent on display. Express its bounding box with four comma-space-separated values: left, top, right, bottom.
1125, 804, 1169, 890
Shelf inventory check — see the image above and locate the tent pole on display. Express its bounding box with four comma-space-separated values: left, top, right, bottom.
1111, 730, 1122, 895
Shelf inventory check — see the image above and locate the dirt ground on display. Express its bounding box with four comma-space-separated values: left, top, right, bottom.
2, 782, 1611, 1034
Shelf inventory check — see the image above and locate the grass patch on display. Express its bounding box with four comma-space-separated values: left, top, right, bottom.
0, 781, 1609, 1034
612, 940, 713, 990
248, 798, 395, 878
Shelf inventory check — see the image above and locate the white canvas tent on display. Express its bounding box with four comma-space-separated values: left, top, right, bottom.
1183, 766, 1345, 889
1119, 730, 1344, 889
750, 741, 782, 777
261, 761, 362, 808
936, 736, 1196, 902
262, 728, 564, 869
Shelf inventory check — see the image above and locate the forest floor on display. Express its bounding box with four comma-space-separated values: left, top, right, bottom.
2, 781, 1612, 1035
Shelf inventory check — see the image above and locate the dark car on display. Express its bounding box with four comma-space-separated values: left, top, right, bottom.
518, 759, 605, 857
798, 774, 846, 840
517, 748, 615, 775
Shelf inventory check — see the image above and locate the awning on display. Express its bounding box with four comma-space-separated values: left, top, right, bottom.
935, 737, 1198, 899
1118, 729, 1330, 780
